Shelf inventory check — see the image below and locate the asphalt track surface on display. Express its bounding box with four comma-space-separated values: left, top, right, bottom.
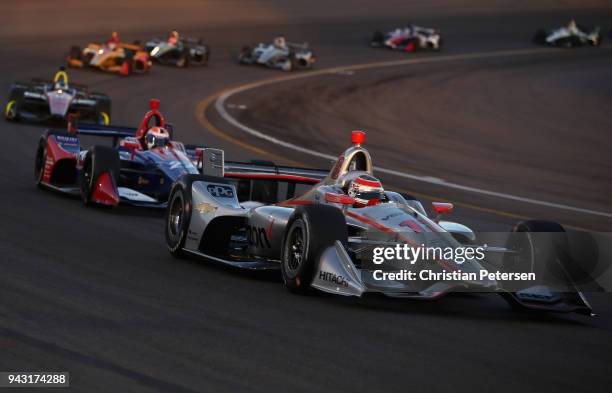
1, 1, 612, 392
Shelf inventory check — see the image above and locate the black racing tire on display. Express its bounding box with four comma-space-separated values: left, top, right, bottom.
34, 136, 48, 187
122, 49, 135, 75
177, 48, 190, 68
189, 44, 210, 66
532, 29, 547, 44
91, 93, 111, 125
166, 180, 191, 258
68, 45, 82, 62
503, 220, 568, 285
283, 53, 297, 72
165, 174, 228, 258
202, 44, 210, 64
5, 87, 24, 121
370, 30, 385, 47
281, 204, 348, 294
238, 46, 253, 64
556, 37, 577, 49
593, 33, 603, 46
80, 145, 120, 206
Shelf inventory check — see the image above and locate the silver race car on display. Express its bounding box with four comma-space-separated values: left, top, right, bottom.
533, 20, 602, 48
238, 36, 315, 71
165, 131, 592, 315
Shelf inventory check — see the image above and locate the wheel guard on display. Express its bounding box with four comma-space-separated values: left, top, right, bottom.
311, 241, 365, 296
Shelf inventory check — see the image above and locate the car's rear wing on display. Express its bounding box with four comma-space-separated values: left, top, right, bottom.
288, 42, 310, 50
224, 161, 328, 184
29, 78, 89, 91
76, 123, 138, 146
187, 146, 328, 184
184, 37, 203, 45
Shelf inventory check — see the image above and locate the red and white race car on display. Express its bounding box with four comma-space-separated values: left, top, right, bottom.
371, 25, 442, 52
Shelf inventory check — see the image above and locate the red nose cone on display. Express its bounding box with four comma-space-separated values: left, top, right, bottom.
351, 130, 366, 145
150, 98, 160, 111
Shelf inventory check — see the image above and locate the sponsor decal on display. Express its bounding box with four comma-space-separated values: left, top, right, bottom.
168, 161, 184, 170
318, 271, 349, 287
207, 184, 234, 198
55, 136, 78, 143
195, 202, 217, 214
247, 225, 271, 248
137, 176, 150, 185
381, 212, 403, 221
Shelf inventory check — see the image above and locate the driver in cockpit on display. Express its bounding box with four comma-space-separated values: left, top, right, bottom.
168, 30, 180, 46
52, 67, 70, 91
143, 126, 171, 150
273, 36, 287, 50
106, 31, 121, 49
346, 174, 385, 208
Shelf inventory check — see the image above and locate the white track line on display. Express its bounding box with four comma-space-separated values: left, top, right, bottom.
214, 47, 612, 219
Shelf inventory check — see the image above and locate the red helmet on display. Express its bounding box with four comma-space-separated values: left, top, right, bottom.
144, 127, 170, 150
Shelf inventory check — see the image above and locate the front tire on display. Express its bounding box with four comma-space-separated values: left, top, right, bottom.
281, 204, 348, 293
503, 220, 568, 285
370, 30, 384, 47
34, 136, 48, 187
238, 46, 253, 64
5, 87, 23, 121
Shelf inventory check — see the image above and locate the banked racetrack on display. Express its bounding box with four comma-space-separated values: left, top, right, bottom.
1, 1, 611, 392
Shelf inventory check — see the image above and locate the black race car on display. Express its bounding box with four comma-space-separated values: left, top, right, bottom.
145, 32, 210, 67
5, 69, 111, 125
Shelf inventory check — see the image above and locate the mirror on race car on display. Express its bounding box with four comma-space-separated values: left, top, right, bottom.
432, 202, 454, 221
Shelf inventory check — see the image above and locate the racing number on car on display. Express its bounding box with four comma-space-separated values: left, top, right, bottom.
247, 226, 271, 248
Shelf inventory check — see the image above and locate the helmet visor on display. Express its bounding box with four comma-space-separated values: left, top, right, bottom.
145, 133, 169, 148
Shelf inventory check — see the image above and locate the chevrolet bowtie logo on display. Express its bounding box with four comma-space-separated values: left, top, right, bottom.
195, 203, 217, 214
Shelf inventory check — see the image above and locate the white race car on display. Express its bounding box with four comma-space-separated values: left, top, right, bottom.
533, 20, 602, 48
238, 36, 315, 71
164, 131, 594, 316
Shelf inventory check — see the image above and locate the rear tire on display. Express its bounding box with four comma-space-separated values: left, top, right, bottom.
281, 204, 348, 294
165, 174, 228, 258
177, 49, 190, 68
92, 93, 111, 125
166, 182, 191, 258
282, 53, 297, 72
80, 145, 120, 206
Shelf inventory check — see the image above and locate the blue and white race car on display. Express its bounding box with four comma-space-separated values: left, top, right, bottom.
34, 99, 205, 207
